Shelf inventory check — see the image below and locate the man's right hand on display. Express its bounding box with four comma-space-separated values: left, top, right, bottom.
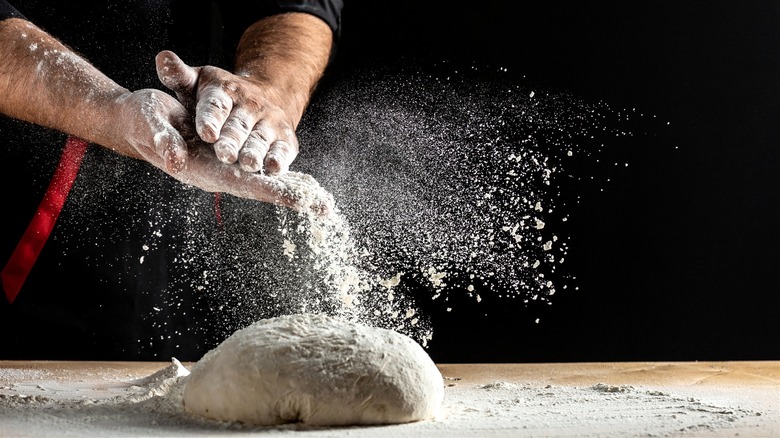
115, 88, 333, 216
154, 49, 302, 176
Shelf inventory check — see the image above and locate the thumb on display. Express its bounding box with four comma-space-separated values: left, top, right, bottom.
155, 50, 199, 106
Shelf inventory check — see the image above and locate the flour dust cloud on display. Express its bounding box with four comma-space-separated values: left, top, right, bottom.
290, 62, 655, 341
55, 61, 658, 356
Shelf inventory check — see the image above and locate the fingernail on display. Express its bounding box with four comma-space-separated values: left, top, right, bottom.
240, 150, 263, 173
165, 151, 185, 173
214, 142, 238, 164
197, 120, 220, 143
264, 151, 288, 175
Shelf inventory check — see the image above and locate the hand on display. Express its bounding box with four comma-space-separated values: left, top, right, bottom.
174, 141, 334, 216
115, 88, 332, 216
114, 88, 192, 174
155, 50, 298, 175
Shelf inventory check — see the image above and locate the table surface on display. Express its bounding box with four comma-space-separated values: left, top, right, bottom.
1, 360, 778, 437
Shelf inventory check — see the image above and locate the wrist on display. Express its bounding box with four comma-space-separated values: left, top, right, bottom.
0, 18, 135, 154
239, 72, 311, 126
90, 89, 143, 158
235, 13, 333, 127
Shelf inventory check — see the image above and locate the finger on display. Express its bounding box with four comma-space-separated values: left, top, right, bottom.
146, 125, 187, 174
155, 50, 199, 107
238, 129, 271, 172
273, 171, 335, 216
249, 172, 334, 216
195, 86, 233, 144
212, 108, 255, 165
264, 135, 299, 175
160, 131, 188, 173
145, 95, 189, 173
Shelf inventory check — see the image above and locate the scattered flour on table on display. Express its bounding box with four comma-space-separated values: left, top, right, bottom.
0, 363, 769, 437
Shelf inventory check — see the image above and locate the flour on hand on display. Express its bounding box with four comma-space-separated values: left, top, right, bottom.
182, 313, 444, 426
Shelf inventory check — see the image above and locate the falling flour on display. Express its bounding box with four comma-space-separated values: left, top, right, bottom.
289, 63, 660, 341
54, 60, 662, 355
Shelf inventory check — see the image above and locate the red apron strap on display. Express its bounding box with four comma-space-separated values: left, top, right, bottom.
2, 136, 88, 304
214, 192, 223, 229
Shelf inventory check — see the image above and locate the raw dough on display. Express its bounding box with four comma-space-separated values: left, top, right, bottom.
182, 313, 444, 426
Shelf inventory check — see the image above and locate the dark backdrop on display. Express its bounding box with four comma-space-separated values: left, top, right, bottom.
322, 1, 780, 363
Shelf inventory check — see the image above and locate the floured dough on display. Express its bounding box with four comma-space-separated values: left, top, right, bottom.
182, 313, 444, 426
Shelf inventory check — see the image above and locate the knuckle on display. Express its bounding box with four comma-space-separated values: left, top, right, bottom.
205, 95, 230, 112
223, 116, 251, 134
247, 131, 270, 147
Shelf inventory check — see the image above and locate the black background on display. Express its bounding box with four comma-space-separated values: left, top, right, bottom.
324, 1, 780, 363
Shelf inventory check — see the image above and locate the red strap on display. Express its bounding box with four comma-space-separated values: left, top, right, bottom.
214, 192, 223, 229
2, 136, 88, 304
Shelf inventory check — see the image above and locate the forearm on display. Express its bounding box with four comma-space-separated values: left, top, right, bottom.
0, 18, 138, 158
235, 12, 333, 128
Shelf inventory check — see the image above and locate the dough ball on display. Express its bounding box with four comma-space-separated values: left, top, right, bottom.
183, 313, 444, 426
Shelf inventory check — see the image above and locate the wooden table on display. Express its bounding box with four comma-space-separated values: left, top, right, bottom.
1, 360, 778, 437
